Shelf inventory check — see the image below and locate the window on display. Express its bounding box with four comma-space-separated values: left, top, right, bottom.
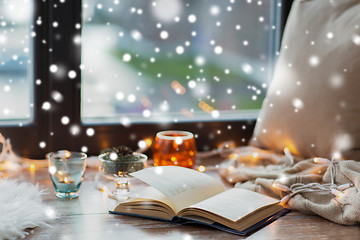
0, 0, 292, 158
0, 0, 33, 123
81, 0, 280, 124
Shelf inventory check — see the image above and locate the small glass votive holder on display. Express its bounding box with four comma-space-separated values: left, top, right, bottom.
47, 150, 87, 199
98, 152, 148, 199
153, 130, 197, 168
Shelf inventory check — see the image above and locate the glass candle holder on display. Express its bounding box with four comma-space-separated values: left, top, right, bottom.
153, 130, 197, 168
47, 151, 87, 199
98, 152, 148, 200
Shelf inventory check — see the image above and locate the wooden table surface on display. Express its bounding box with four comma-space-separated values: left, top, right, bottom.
5, 158, 360, 240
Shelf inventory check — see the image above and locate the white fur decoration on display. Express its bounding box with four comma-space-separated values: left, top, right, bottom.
0, 180, 48, 240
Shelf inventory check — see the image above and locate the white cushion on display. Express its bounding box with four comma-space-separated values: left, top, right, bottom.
251, 0, 360, 159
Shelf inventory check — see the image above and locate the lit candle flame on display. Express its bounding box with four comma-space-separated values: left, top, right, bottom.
64, 177, 69, 183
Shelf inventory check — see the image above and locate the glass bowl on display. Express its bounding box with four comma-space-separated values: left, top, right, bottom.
98, 152, 147, 200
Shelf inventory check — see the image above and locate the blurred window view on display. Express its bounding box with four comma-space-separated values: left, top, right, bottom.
0, 0, 33, 124
81, 0, 280, 124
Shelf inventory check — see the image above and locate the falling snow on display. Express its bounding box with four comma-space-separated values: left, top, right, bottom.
327, 32, 334, 39
61, 116, 70, 125
86, 128, 95, 136
51, 91, 64, 102
122, 53, 132, 62
39, 141, 46, 148
68, 70, 77, 79
214, 46, 223, 55
210, 5, 220, 16
175, 46, 184, 54
188, 14, 197, 23
70, 125, 81, 136
42, 102, 51, 111
160, 30, 169, 39
292, 98, 304, 110
49, 64, 58, 73
352, 35, 360, 45
309, 56, 320, 67
1, 0, 275, 138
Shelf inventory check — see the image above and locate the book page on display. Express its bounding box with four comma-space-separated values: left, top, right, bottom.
131, 166, 225, 213
127, 186, 175, 211
185, 188, 279, 222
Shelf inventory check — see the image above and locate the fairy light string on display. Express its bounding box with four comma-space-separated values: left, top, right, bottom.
273, 154, 354, 205
1, 133, 355, 203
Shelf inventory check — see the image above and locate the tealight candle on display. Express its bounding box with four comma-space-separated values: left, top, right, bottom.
153, 130, 197, 168
47, 151, 87, 199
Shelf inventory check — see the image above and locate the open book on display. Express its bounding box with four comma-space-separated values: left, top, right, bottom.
110, 166, 289, 235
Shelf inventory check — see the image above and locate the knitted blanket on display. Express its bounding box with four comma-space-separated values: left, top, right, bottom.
219, 146, 360, 225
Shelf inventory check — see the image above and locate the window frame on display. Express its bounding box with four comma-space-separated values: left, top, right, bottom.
0, 0, 293, 159
0, 1, 51, 158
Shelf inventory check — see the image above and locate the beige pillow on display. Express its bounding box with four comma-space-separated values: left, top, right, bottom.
251, 0, 360, 160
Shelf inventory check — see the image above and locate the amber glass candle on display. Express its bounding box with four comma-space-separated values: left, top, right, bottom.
153, 130, 197, 168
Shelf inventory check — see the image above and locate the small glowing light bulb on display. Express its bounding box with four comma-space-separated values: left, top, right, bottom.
229, 153, 238, 160
96, 183, 107, 192
313, 157, 330, 164
332, 152, 342, 161
227, 166, 234, 172
337, 183, 353, 191
64, 151, 71, 158
145, 138, 152, 147
101, 185, 108, 192
272, 183, 290, 192
283, 147, 294, 164
283, 147, 292, 157
331, 188, 344, 199
197, 165, 206, 172
280, 195, 291, 206
29, 163, 36, 171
